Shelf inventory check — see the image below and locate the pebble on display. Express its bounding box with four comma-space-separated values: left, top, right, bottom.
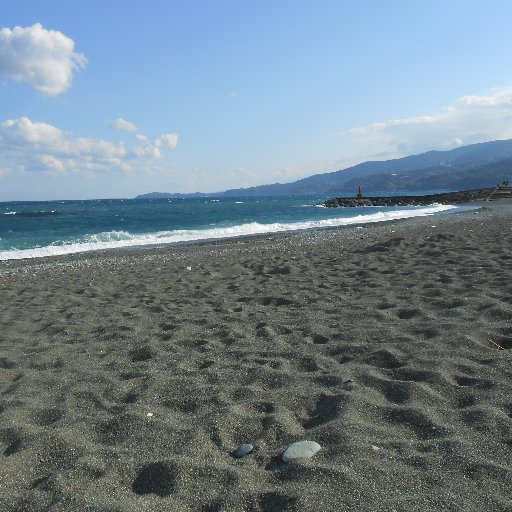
282, 441, 321, 462
234, 443, 254, 458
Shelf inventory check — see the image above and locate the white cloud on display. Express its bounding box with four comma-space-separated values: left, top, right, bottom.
341, 87, 512, 157
0, 23, 87, 96
40, 154, 65, 172
345, 115, 439, 135
1, 117, 63, 145
132, 143, 161, 159
108, 117, 137, 132
458, 88, 512, 106
156, 133, 178, 148
0, 117, 178, 174
132, 133, 178, 160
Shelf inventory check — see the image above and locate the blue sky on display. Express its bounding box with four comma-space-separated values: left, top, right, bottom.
2, 0, 512, 200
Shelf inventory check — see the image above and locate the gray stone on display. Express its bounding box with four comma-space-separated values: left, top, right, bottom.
282, 441, 321, 462
234, 443, 254, 458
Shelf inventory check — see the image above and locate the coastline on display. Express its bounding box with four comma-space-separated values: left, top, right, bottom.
0, 202, 474, 265
1, 204, 512, 511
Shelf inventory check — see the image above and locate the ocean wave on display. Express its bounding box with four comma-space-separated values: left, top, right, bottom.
0, 204, 456, 260
2, 210, 61, 217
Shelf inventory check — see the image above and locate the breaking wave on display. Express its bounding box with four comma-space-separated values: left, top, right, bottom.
0, 204, 456, 260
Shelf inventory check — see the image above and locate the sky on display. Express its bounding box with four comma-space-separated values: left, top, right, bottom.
2, 0, 512, 201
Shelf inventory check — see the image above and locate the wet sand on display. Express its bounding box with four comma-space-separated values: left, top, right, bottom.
1, 205, 511, 511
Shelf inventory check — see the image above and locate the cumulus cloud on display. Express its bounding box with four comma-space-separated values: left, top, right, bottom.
0, 117, 178, 174
132, 142, 161, 159
1, 117, 63, 145
341, 87, 512, 157
156, 133, 178, 148
133, 132, 179, 159
108, 117, 137, 132
40, 154, 65, 172
0, 23, 86, 96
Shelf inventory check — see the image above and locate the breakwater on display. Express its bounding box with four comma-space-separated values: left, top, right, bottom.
323, 188, 493, 207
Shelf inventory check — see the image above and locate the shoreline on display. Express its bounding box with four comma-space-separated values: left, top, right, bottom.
1, 203, 511, 510
0, 202, 477, 267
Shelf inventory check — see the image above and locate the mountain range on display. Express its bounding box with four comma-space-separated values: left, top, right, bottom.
135, 139, 512, 199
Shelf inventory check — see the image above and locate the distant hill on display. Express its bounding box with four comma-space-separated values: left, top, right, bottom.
135, 139, 512, 199
341, 157, 512, 193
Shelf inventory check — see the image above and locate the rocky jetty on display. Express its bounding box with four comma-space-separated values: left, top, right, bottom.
323, 188, 493, 208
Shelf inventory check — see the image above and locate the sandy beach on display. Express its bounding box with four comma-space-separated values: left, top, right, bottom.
1, 204, 511, 511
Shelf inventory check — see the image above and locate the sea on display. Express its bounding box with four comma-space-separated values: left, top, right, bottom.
0, 195, 470, 261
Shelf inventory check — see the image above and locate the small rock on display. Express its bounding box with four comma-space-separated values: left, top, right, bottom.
282, 441, 321, 462
234, 443, 254, 458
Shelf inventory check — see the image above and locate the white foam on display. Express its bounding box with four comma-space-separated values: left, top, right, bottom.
0, 204, 456, 260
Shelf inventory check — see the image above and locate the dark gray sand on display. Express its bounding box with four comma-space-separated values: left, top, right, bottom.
1, 205, 511, 511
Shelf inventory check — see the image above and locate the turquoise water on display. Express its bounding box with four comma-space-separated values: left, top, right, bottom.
0, 196, 459, 260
